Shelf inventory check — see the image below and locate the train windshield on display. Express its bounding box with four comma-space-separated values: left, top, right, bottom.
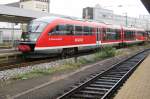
26, 21, 48, 41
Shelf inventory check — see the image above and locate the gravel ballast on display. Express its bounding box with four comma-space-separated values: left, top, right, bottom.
0, 47, 146, 81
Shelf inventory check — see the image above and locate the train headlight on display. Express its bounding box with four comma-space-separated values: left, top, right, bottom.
25, 38, 29, 41
21, 38, 24, 41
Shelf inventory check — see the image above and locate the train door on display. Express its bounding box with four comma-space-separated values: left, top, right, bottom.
101, 27, 106, 43
96, 28, 101, 47
121, 26, 124, 43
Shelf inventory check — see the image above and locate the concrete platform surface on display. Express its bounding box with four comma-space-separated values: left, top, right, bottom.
0, 48, 17, 53
113, 55, 150, 99
0, 48, 20, 55
0, 48, 21, 62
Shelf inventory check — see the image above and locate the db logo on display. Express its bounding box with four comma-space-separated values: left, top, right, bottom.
75, 38, 83, 42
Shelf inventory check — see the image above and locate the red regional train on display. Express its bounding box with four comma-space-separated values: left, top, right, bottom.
18, 16, 148, 58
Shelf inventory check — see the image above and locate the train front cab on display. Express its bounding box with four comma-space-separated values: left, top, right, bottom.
18, 18, 50, 58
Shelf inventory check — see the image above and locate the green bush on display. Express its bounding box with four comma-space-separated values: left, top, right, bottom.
95, 46, 116, 59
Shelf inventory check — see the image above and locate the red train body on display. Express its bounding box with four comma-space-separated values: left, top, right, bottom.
18, 16, 148, 58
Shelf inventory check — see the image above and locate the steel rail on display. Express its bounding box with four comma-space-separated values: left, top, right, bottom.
57, 49, 150, 99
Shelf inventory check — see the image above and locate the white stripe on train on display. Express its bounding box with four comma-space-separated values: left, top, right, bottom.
35, 40, 144, 50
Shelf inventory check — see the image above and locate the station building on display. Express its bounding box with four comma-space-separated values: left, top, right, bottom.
0, 0, 50, 48
83, 4, 150, 31
6, 0, 50, 13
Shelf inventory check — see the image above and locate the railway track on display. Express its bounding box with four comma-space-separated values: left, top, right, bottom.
0, 58, 52, 71
57, 49, 150, 99
0, 50, 95, 71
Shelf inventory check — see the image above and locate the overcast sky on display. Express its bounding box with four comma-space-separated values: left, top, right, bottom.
0, 0, 149, 18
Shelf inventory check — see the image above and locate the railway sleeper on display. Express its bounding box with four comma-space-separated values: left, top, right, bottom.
106, 73, 125, 77
108, 71, 127, 74
128, 58, 141, 62
117, 64, 133, 68
106, 73, 126, 77
117, 66, 132, 70
104, 75, 123, 78
77, 90, 105, 96
100, 77, 121, 80
106, 73, 124, 77
97, 80, 119, 84
110, 69, 130, 73
98, 79, 118, 83
121, 62, 137, 66
124, 61, 139, 64
94, 81, 116, 86
72, 93, 101, 99
118, 66, 132, 68
84, 87, 109, 92
111, 68, 130, 71
89, 84, 113, 89
118, 64, 133, 67
135, 54, 146, 57
114, 68, 131, 71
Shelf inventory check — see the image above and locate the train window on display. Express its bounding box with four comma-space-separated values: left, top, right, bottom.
83, 26, 93, 35
50, 25, 67, 35
143, 32, 147, 36
89, 27, 93, 35
105, 28, 116, 40
83, 26, 89, 35
75, 26, 83, 35
28, 21, 48, 33
115, 29, 121, 40
58, 25, 67, 34
66, 25, 74, 35
50, 24, 75, 35
96, 28, 101, 41
102, 28, 121, 40
124, 30, 135, 40
83, 26, 89, 32
102, 28, 107, 40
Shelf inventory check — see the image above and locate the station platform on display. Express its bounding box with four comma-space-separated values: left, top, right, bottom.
114, 54, 150, 99
0, 48, 21, 62
0, 48, 16, 53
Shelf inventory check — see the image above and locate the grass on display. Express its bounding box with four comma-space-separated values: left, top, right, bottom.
12, 46, 117, 80
94, 46, 116, 60
13, 60, 82, 80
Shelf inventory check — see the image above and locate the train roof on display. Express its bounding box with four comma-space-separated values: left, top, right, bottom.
122, 26, 145, 31
33, 16, 145, 31
106, 24, 121, 29
32, 16, 59, 23
32, 16, 107, 26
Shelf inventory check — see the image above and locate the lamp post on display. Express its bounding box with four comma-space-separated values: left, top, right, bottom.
102, 5, 127, 25
117, 5, 128, 27
124, 12, 128, 27
48, 0, 50, 13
